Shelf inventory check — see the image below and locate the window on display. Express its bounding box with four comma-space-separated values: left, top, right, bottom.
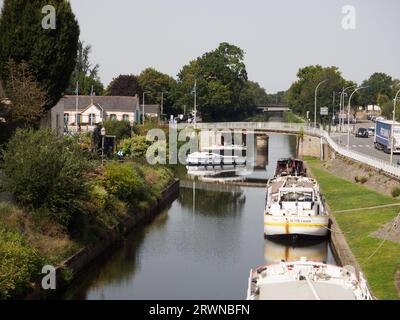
75, 114, 81, 124
122, 114, 129, 121
89, 113, 96, 125
64, 113, 69, 125
110, 114, 117, 121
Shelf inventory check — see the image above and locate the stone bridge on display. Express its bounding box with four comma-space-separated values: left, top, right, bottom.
175, 122, 400, 178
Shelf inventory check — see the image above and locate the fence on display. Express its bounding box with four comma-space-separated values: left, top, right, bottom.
178, 122, 400, 178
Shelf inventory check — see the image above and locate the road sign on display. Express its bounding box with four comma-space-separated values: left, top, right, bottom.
320, 107, 329, 116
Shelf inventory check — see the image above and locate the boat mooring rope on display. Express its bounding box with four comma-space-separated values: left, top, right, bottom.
364, 211, 400, 264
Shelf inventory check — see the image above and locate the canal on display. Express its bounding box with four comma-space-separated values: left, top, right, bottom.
65, 133, 336, 300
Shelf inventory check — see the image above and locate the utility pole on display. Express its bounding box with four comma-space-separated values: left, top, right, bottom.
75, 81, 79, 131
390, 89, 400, 165
142, 91, 149, 125
193, 80, 197, 128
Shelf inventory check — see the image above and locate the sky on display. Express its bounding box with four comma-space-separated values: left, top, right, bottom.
1, 0, 400, 93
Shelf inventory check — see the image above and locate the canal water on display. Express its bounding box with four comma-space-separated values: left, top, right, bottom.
65, 133, 336, 300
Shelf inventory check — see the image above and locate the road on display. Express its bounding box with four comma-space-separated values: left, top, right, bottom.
331, 120, 400, 164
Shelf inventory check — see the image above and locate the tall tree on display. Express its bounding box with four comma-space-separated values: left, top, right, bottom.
267, 91, 287, 104
175, 42, 248, 121
0, 0, 80, 109
1, 60, 46, 125
286, 65, 350, 122
105, 74, 142, 96
66, 40, 104, 95
358, 72, 394, 107
138, 67, 177, 114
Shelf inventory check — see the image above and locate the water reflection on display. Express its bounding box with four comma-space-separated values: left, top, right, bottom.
64, 134, 334, 300
264, 238, 330, 264
179, 181, 246, 216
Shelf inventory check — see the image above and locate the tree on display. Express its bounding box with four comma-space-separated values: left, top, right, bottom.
138, 67, 177, 115
66, 41, 104, 95
0, 0, 80, 109
240, 81, 269, 106
358, 72, 394, 107
175, 42, 248, 121
267, 91, 287, 104
286, 65, 349, 122
1, 60, 46, 126
105, 74, 142, 96
0, 129, 92, 226
102, 119, 136, 141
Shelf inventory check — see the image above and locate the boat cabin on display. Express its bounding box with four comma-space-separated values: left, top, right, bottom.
275, 158, 306, 177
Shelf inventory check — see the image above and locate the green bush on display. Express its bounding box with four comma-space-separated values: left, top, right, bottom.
117, 135, 151, 159
0, 129, 93, 226
0, 225, 43, 299
391, 186, 400, 198
102, 162, 148, 204
103, 120, 138, 141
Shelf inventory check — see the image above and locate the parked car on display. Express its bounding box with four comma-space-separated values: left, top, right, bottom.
367, 127, 375, 137
355, 127, 369, 138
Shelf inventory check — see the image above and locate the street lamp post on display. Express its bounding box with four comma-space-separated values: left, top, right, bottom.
347, 86, 367, 149
390, 89, 400, 165
338, 85, 357, 144
160, 91, 168, 123
314, 80, 328, 128
101, 127, 106, 166
142, 91, 150, 125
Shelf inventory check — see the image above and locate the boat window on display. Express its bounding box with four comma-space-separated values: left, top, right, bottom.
280, 191, 313, 202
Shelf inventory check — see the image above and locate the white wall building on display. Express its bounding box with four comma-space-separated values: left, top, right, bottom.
60, 95, 142, 127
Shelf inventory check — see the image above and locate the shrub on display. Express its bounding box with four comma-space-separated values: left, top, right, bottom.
103, 120, 138, 141
391, 187, 400, 198
0, 225, 43, 299
101, 162, 148, 204
117, 135, 151, 159
0, 129, 93, 226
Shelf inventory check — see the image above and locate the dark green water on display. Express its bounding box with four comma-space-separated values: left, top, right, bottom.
65, 134, 335, 300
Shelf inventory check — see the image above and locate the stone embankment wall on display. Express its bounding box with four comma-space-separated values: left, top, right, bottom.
25, 179, 180, 299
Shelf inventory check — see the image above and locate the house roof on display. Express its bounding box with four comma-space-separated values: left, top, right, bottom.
62, 95, 139, 112
143, 104, 161, 114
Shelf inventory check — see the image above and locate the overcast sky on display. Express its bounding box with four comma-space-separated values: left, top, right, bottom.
1, 0, 400, 92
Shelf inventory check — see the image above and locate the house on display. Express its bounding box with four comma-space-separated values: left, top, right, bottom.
60, 95, 141, 127
44, 95, 161, 133
40, 101, 64, 135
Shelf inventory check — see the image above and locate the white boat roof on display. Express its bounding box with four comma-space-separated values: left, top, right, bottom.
204, 144, 246, 150
279, 187, 315, 192
259, 281, 356, 300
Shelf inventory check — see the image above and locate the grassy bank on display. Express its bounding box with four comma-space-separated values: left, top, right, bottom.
306, 157, 400, 300
0, 163, 174, 299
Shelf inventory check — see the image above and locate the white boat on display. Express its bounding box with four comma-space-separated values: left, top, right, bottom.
264, 174, 329, 239
186, 151, 246, 172
203, 144, 247, 157
247, 257, 373, 300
